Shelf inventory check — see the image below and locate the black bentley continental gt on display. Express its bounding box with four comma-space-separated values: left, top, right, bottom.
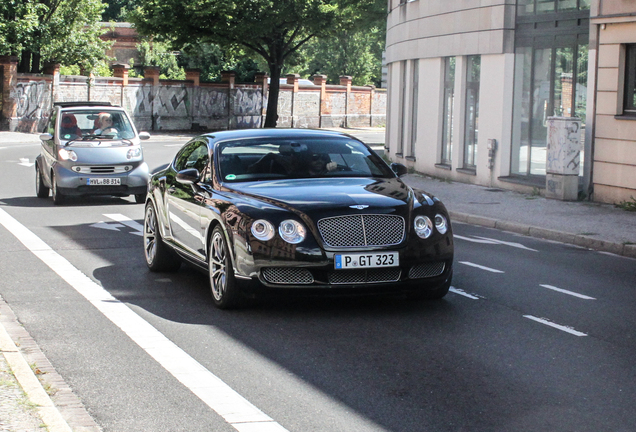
143, 129, 454, 308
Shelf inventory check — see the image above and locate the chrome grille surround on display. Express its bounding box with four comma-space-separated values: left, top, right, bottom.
408, 262, 446, 279
317, 214, 405, 248
72, 166, 132, 174
262, 267, 314, 285
328, 268, 401, 284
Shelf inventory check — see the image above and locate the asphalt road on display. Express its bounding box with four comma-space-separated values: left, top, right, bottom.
0, 135, 635, 431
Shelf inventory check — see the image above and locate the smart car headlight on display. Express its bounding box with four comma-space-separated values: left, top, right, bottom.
435, 214, 448, 234
279, 219, 306, 244
414, 215, 433, 239
127, 147, 141, 159
58, 148, 78, 161
251, 219, 275, 241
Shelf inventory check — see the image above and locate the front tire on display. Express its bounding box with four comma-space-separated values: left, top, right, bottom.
143, 202, 181, 272
35, 165, 49, 198
209, 226, 241, 309
51, 171, 64, 205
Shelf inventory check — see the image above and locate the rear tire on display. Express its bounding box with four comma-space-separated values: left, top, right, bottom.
35, 165, 49, 198
51, 172, 64, 205
143, 202, 181, 272
209, 226, 241, 309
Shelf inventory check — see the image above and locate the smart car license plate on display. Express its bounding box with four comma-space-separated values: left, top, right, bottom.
335, 252, 399, 269
87, 178, 121, 186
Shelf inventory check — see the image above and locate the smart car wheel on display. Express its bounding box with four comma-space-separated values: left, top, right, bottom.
51, 172, 64, 205
209, 226, 240, 309
143, 202, 181, 272
35, 165, 49, 198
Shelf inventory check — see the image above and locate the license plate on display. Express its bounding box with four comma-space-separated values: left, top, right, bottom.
87, 178, 121, 186
335, 252, 399, 269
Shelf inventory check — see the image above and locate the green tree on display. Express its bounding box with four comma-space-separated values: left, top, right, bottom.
2, 0, 111, 74
129, 0, 383, 127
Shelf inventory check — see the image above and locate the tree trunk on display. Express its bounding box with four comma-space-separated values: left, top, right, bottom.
264, 62, 282, 128
31, 51, 41, 74
18, 51, 31, 73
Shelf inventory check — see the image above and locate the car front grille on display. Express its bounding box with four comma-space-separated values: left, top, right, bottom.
408, 262, 446, 279
262, 267, 314, 285
328, 268, 401, 284
73, 166, 132, 174
317, 214, 405, 247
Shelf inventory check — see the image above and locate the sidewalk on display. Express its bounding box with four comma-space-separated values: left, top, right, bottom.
0, 129, 635, 431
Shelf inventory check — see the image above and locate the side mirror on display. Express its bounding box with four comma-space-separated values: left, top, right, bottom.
176, 168, 200, 185
40, 133, 53, 141
139, 131, 150, 140
391, 163, 408, 177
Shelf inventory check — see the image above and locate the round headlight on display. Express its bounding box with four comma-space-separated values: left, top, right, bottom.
279, 219, 306, 244
251, 219, 275, 241
58, 148, 78, 161
127, 147, 141, 159
414, 215, 433, 239
435, 214, 448, 234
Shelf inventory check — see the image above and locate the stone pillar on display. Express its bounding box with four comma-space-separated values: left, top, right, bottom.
545, 117, 581, 201
286, 74, 300, 127
221, 71, 235, 89
143, 66, 160, 86
43, 62, 60, 104
254, 72, 269, 126
0, 56, 19, 131
112, 63, 130, 86
340, 75, 352, 128
312, 74, 327, 128
185, 68, 200, 86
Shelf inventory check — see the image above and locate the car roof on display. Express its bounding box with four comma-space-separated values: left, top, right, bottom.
201, 128, 357, 143
55, 101, 115, 108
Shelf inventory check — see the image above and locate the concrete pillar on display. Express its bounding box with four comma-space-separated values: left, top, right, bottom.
42, 62, 60, 104
340, 75, 352, 128
0, 56, 19, 130
185, 68, 200, 86
254, 72, 269, 126
221, 71, 235, 89
545, 117, 581, 201
286, 73, 300, 92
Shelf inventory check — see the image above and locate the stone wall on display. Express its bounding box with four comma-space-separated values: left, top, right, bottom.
0, 58, 386, 133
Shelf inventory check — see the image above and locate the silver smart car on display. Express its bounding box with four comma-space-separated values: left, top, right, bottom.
36, 101, 150, 204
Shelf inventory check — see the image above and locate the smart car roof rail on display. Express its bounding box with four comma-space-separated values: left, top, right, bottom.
54, 101, 117, 108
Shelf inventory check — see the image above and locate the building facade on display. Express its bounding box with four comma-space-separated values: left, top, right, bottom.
385, 0, 636, 204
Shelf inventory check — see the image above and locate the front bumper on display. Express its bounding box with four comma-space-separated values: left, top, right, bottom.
54, 162, 149, 196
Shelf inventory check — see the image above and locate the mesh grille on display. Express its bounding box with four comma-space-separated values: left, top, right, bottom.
328, 268, 401, 284
73, 166, 131, 174
262, 267, 314, 285
318, 215, 405, 247
408, 262, 446, 279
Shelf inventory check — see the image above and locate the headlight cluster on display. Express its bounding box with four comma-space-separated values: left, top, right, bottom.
414, 214, 448, 239
58, 148, 78, 161
251, 219, 307, 244
127, 147, 142, 159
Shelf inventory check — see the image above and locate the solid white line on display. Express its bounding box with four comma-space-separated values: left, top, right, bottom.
459, 261, 504, 273
523, 315, 587, 337
449, 286, 480, 299
0, 208, 288, 432
539, 284, 596, 300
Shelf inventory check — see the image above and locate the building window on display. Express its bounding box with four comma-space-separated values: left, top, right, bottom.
517, 0, 589, 15
409, 60, 419, 157
441, 57, 455, 165
463, 56, 480, 169
624, 44, 636, 115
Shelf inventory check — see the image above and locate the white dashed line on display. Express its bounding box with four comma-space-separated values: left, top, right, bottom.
523, 315, 587, 336
459, 261, 504, 273
539, 284, 596, 300
449, 287, 480, 299
0, 208, 289, 432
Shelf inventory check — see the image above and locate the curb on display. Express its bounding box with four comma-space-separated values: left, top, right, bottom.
450, 211, 636, 259
0, 296, 101, 432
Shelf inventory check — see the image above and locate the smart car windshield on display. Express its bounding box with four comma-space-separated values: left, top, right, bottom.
218, 137, 394, 182
59, 110, 135, 143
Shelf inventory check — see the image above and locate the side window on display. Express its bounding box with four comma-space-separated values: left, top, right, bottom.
624, 44, 636, 116
174, 141, 209, 174
47, 111, 57, 135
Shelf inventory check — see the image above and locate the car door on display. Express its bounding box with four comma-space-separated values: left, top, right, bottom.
166, 140, 210, 259
40, 110, 58, 185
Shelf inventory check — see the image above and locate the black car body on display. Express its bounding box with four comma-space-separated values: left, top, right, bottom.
143, 129, 453, 308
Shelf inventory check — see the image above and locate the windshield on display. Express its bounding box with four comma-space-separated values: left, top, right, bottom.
218, 137, 394, 182
59, 109, 136, 142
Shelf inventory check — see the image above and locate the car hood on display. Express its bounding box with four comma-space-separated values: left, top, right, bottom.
226, 177, 419, 217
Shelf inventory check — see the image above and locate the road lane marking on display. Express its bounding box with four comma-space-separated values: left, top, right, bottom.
459, 261, 504, 273
0, 208, 289, 432
523, 315, 587, 337
104, 214, 144, 236
449, 287, 480, 299
539, 284, 596, 300
18, 157, 35, 167
454, 235, 537, 251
